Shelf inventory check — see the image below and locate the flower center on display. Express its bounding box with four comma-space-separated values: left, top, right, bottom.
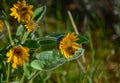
66, 47, 75, 55
13, 47, 22, 56
20, 7, 28, 14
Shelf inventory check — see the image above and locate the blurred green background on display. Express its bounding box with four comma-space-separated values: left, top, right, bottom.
0, 0, 120, 83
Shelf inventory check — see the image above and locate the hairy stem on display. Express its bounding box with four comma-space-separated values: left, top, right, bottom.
20, 74, 25, 83
5, 20, 14, 46
28, 71, 41, 83
6, 63, 10, 83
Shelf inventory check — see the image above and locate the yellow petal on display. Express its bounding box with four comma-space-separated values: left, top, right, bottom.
14, 13, 18, 18
18, 56, 23, 66
24, 57, 29, 62
12, 63, 17, 68
6, 51, 12, 57
17, 16, 21, 23
10, 8, 16, 11
10, 12, 16, 16
13, 55, 18, 64
28, 5, 33, 9
7, 54, 13, 63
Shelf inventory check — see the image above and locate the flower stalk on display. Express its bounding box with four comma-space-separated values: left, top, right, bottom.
5, 20, 13, 83
4, 20, 14, 46
6, 63, 10, 83
20, 74, 25, 83
28, 71, 41, 83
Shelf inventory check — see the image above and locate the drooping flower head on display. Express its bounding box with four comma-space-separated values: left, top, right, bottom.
10, 0, 33, 23
24, 20, 38, 32
0, 20, 4, 32
59, 33, 81, 58
6, 45, 30, 68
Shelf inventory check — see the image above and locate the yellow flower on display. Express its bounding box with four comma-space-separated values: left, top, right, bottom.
10, 0, 33, 23
0, 20, 4, 32
24, 20, 38, 32
59, 33, 81, 58
6, 45, 30, 68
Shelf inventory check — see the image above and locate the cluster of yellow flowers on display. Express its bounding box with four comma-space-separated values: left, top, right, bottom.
10, 0, 36, 32
7, 0, 34, 68
6, 0, 81, 68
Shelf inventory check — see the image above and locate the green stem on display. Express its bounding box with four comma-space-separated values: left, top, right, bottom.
76, 59, 85, 73
21, 32, 30, 44
28, 70, 37, 80
87, 32, 95, 66
20, 74, 25, 83
5, 20, 14, 46
6, 63, 10, 83
28, 71, 41, 83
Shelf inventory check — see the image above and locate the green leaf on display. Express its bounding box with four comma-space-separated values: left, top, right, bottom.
24, 40, 40, 48
16, 24, 24, 36
46, 33, 65, 38
35, 50, 66, 71
33, 6, 46, 21
33, 48, 84, 71
30, 60, 44, 70
39, 39, 57, 51
76, 35, 88, 44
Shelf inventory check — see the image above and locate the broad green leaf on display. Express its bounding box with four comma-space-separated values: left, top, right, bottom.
35, 50, 66, 71
33, 48, 84, 71
33, 6, 46, 21
16, 24, 24, 36
30, 60, 44, 70
39, 39, 57, 51
76, 35, 88, 44
24, 40, 40, 48
46, 33, 65, 38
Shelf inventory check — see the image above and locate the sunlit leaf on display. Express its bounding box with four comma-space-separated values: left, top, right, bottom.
30, 60, 44, 70
33, 6, 46, 22
33, 48, 84, 71
76, 35, 88, 44
16, 24, 24, 36
35, 50, 66, 71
